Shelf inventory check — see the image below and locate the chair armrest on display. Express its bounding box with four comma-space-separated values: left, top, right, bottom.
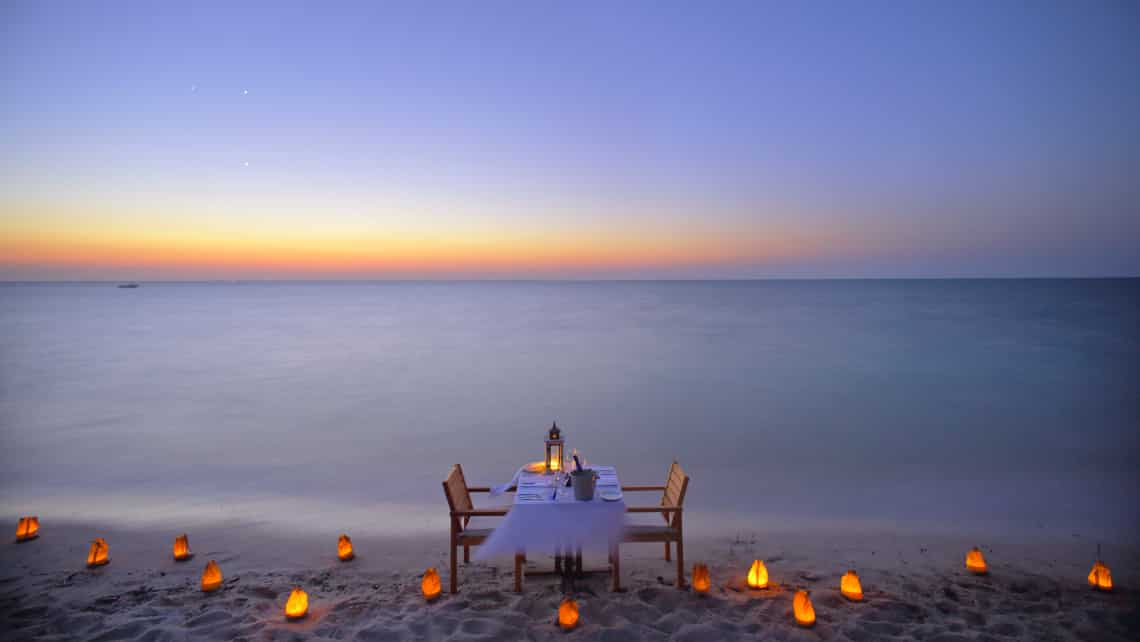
452, 509, 509, 517
626, 505, 682, 513
621, 485, 666, 491
468, 487, 494, 492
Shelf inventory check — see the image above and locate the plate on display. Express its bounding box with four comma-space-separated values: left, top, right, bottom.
600, 490, 623, 502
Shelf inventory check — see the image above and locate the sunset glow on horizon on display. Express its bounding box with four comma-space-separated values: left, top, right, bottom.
2, 1, 1138, 280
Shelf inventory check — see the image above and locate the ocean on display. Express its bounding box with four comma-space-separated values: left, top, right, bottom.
1, 280, 1137, 542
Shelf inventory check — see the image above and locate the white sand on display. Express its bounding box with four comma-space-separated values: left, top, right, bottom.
1, 519, 1137, 641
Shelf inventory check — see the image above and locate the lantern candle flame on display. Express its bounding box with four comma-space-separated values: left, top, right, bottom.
794, 590, 816, 627
1088, 560, 1113, 592
173, 534, 192, 561
201, 560, 222, 592
284, 587, 308, 619
87, 537, 110, 567
422, 567, 442, 601
16, 516, 39, 542
747, 559, 768, 589
691, 563, 711, 593
337, 534, 354, 561
965, 547, 988, 575
841, 569, 863, 601
558, 597, 579, 630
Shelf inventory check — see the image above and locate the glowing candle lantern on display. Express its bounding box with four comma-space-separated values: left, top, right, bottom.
692, 563, 711, 593
337, 534, 354, 561
16, 516, 39, 541
965, 547, 987, 575
422, 567, 442, 601
284, 587, 308, 619
87, 538, 110, 567
1088, 560, 1113, 592
793, 590, 816, 627
558, 597, 579, 630
545, 422, 564, 474
747, 559, 768, 589
841, 569, 863, 601
173, 534, 193, 561
201, 560, 222, 592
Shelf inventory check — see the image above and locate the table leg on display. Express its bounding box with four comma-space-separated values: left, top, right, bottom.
514, 553, 523, 593
610, 542, 621, 592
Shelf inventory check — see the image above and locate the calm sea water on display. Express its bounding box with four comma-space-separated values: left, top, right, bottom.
1, 281, 1137, 541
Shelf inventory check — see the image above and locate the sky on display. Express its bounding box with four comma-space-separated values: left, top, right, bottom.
1, 0, 1138, 279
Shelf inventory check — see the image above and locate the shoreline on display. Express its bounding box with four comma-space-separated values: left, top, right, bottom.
2, 519, 1136, 640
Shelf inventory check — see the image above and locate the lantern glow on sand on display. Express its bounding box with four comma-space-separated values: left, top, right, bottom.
201, 560, 222, 592
16, 516, 39, 542
558, 597, 579, 630
793, 590, 816, 627
337, 534, 354, 561
285, 587, 309, 619
545, 422, 564, 473
747, 559, 768, 589
1088, 560, 1113, 592
422, 567, 442, 601
841, 570, 863, 601
965, 547, 988, 575
173, 534, 192, 561
692, 563, 711, 593
87, 538, 110, 567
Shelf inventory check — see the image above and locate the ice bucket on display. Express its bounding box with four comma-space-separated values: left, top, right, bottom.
571, 469, 597, 501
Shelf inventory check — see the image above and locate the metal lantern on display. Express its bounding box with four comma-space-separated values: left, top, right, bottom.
545, 422, 564, 474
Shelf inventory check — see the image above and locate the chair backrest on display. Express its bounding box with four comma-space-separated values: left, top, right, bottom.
661, 460, 689, 528
442, 464, 474, 530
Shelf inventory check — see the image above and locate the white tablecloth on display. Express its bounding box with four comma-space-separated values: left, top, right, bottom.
475, 465, 626, 559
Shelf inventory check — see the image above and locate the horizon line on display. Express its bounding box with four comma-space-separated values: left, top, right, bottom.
3, 276, 1138, 284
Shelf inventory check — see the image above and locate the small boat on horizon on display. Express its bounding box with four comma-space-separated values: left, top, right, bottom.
117, 283, 140, 289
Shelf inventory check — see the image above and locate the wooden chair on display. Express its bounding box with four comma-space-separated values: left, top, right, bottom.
620, 460, 690, 588
442, 464, 512, 594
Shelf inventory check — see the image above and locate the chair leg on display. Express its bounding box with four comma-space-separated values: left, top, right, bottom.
450, 541, 458, 594
665, 541, 671, 562
514, 553, 524, 593
675, 538, 685, 588
464, 544, 470, 563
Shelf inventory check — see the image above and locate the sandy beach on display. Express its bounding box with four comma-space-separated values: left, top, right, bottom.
2, 519, 1136, 641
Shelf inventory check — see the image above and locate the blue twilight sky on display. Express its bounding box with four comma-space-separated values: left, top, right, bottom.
1, 0, 1138, 278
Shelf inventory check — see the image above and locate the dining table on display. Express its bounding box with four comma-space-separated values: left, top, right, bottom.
475, 464, 627, 589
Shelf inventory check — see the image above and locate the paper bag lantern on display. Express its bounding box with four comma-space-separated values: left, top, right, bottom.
173, 534, 193, 561
692, 563, 711, 593
87, 537, 110, 567
747, 559, 768, 589
285, 587, 308, 619
201, 560, 222, 592
793, 590, 816, 627
337, 534, 354, 561
1088, 560, 1113, 592
558, 597, 579, 630
16, 516, 39, 541
841, 569, 863, 601
965, 547, 987, 575
422, 567, 442, 600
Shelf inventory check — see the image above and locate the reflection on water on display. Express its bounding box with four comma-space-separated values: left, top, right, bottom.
1, 280, 1137, 540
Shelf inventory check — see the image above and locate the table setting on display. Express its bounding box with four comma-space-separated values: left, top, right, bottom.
475, 424, 627, 561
